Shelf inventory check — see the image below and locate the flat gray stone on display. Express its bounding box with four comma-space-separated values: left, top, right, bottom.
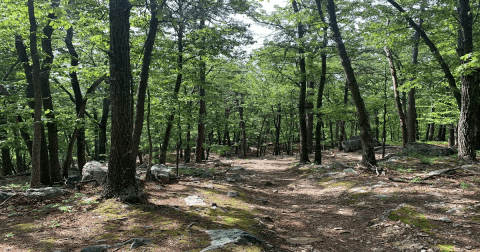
185, 195, 206, 206
24, 187, 65, 200
439, 217, 452, 223
227, 191, 240, 198
200, 229, 264, 252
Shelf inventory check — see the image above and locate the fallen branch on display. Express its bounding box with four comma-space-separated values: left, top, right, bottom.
423, 167, 460, 180
388, 177, 431, 184
0, 193, 16, 206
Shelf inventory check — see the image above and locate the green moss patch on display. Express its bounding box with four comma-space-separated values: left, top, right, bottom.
388, 205, 435, 234
92, 198, 126, 219
437, 244, 455, 252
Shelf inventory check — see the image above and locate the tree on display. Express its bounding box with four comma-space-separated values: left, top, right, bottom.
28, 0, 43, 188
325, 0, 376, 166
102, 0, 139, 202
385, 46, 408, 147
456, 0, 479, 162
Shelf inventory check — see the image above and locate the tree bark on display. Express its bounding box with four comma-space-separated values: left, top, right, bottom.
65, 26, 87, 174
103, 0, 139, 202
327, 0, 376, 166
385, 46, 408, 147
407, 11, 422, 143
457, 0, 479, 162
132, 0, 161, 163
41, 2, 61, 184
292, 0, 309, 163
28, 0, 42, 188
274, 105, 281, 155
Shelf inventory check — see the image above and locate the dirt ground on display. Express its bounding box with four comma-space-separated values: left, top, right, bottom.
1, 146, 480, 252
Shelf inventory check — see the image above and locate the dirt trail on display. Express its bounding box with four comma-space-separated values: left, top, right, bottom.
1, 149, 480, 252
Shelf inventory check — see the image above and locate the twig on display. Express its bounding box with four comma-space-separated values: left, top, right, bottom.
0, 193, 16, 206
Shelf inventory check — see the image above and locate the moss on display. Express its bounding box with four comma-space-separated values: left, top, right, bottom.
209, 244, 263, 252
437, 244, 455, 252
325, 181, 356, 189
470, 216, 480, 223
348, 192, 373, 204
205, 208, 258, 232
388, 205, 435, 234
41, 237, 57, 249
92, 198, 126, 219
14, 223, 37, 233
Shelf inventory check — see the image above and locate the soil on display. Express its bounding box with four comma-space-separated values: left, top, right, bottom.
1, 146, 480, 252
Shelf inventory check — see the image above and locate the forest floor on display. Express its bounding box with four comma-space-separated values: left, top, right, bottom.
1, 145, 480, 252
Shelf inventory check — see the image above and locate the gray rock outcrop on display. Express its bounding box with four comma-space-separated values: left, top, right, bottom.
341, 136, 381, 152
23, 187, 65, 200
404, 142, 457, 156
200, 229, 264, 252
81, 161, 108, 185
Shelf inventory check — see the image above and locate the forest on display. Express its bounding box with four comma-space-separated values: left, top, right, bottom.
0, 0, 480, 251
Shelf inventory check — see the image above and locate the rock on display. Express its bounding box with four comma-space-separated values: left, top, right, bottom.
227, 191, 240, 198
0, 192, 15, 202
226, 174, 243, 182
214, 161, 231, 167
110, 238, 152, 249
200, 229, 264, 252
23, 187, 65, 200
82, 161, 108, 185
185, 195, 206, 206
80, 245, 111, 252
439, 217, 452, 223
66, 175, 82, 184
343, 168, 357, 174
404, 142, 457, 156
341, 136, 381, 152
150, 165, 171, 183
254, 197, 268, 204
228, 166, 244, 171
288, 237, 322, 244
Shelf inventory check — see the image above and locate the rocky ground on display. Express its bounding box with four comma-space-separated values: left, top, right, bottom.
1, 145, 480, 252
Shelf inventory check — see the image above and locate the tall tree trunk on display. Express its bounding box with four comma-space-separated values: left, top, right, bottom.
407, 11, 422, 143
292, 0, 309, 163
98, 98, 110, 161
327, 0, 376, 166
28, 0, 42, 188
145, 90, 155, 181
103, 0, 139, 202
41, 1, 61, 184
1, 148, 14, 176
457, 0, 479, 161
65, 26, 87, 174
274, 105, 281, 155
314, 0, 327, 163
132, 0, 161, 163
448, 124, 455, 147
61, 76, 105, 178
306, 81, 314, 154
236, 94, 247, 158
160, 21, 183, 164
15, 35, 50, 184
385, 46, 408, 147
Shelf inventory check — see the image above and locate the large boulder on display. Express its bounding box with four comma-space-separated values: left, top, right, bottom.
200, 229, 264, 252
150, 165, 171, 183
404, 142, 457, 156
24, 187, 65, 200
341, 136, 381, 152
81, 161, 108, 185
